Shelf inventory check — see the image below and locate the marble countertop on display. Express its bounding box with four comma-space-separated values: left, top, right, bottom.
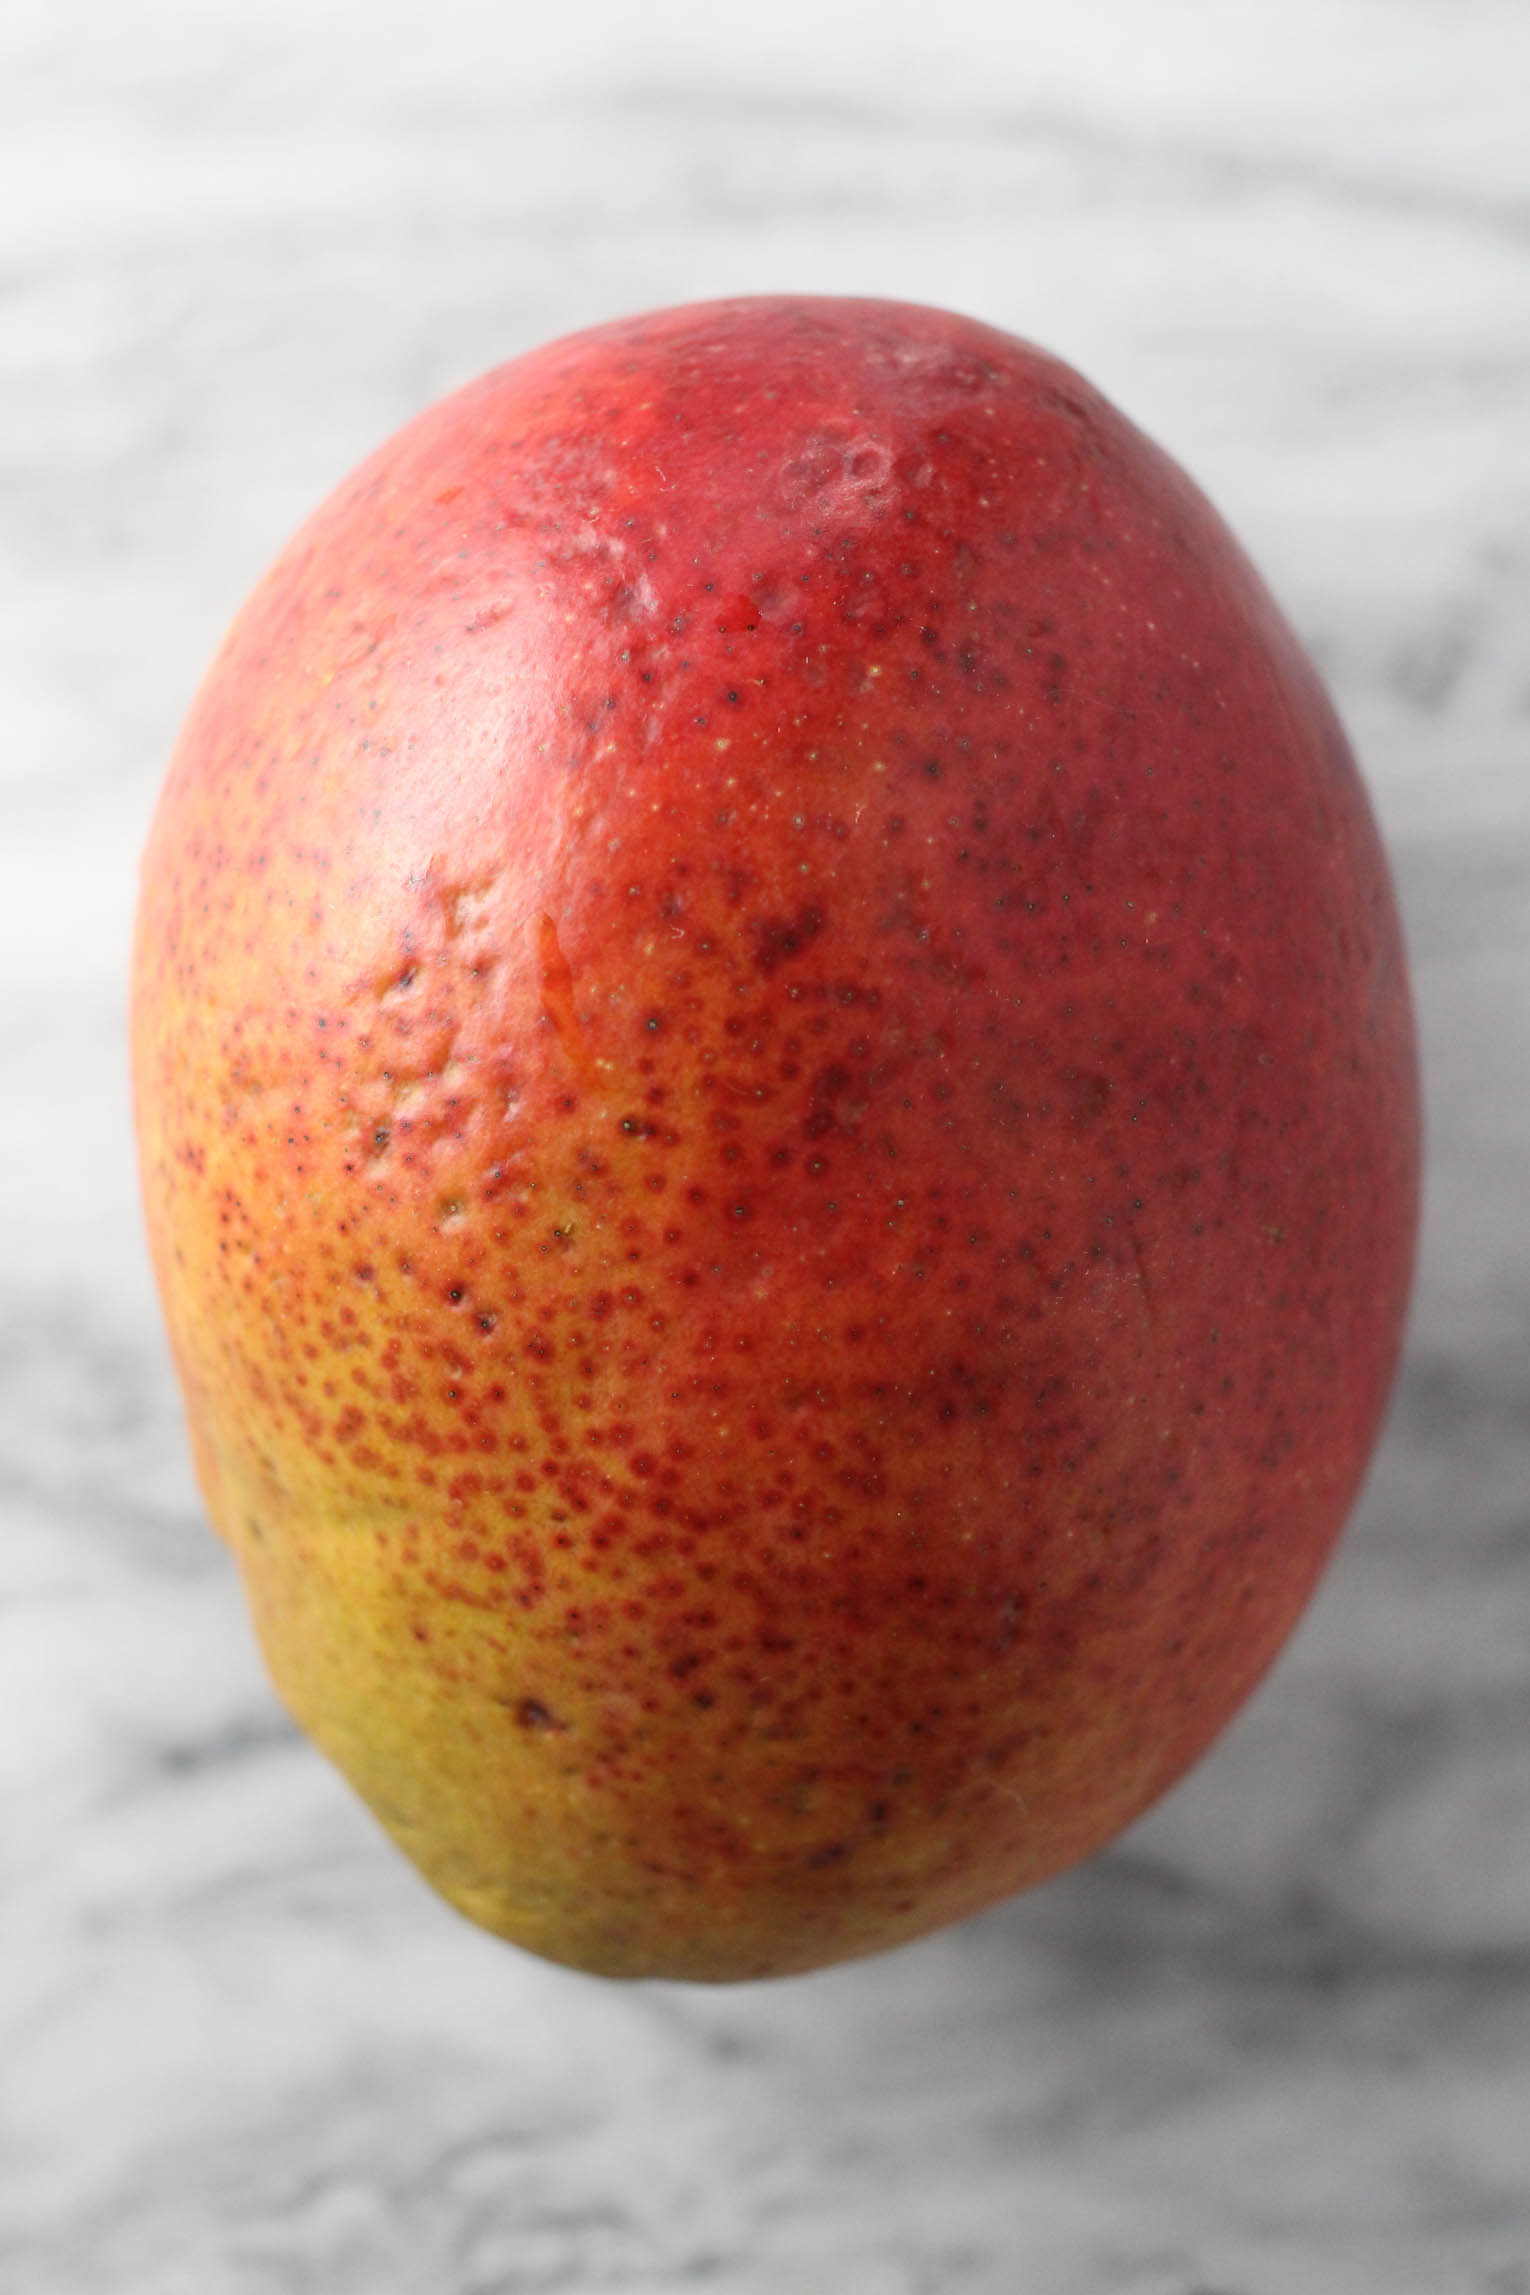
4, 2, 1529, 2287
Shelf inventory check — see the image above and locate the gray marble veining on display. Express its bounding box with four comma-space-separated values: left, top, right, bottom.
3, 3, 1529, 2288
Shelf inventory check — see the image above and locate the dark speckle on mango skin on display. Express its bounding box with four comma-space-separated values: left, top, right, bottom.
131, 296, 1420, 1981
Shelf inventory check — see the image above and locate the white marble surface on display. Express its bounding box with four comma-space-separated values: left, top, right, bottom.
4, 2, 1530, 2286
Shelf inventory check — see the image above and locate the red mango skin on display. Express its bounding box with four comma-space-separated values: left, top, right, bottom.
132, 297, 1420, 1981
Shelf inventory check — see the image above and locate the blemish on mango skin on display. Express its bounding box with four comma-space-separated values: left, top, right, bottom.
131, 294, 1418, 1982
